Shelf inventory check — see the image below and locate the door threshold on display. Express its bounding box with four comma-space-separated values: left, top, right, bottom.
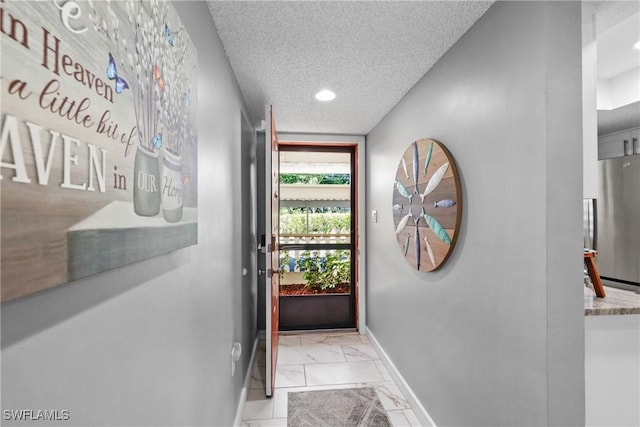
279, 328, 357, 335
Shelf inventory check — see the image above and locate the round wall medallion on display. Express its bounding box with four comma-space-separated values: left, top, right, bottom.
392, 138, 462, 272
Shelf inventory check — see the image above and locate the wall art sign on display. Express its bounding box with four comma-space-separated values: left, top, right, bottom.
1, 0, 198, 301
392, 139, 461, 272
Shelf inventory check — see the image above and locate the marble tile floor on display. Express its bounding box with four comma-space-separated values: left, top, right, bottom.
241, 331, 422, 427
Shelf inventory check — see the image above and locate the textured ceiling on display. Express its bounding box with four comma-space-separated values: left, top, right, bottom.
207, 1, 492, 134
594, 0, 640, 34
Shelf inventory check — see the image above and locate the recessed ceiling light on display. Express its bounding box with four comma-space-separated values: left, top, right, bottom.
634, 40, 640, 50
315, 89, 336, 102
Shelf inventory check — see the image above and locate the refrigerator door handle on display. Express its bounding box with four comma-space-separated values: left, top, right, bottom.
633, 137, 638, 155
624, 139, 629, 156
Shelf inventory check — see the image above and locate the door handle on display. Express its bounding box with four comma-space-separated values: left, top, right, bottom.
624, 139, 630, 156
633, 138, 638, 155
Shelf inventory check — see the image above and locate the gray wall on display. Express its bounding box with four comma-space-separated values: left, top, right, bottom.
1, 2, 256, 426
365, 2, 584, 426
240, 111, 259, 352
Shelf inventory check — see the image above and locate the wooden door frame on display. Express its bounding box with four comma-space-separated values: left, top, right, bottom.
277, 134, 366, 331
278, 143, 357, 329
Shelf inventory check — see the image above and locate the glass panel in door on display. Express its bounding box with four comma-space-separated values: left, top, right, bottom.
278, 147, 355, 330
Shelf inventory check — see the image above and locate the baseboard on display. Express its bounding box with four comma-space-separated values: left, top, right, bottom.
233, 335, 260, 427
365, 327, 438, 427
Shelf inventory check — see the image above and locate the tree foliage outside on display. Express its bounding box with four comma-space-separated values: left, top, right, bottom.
280, 173, 350, 185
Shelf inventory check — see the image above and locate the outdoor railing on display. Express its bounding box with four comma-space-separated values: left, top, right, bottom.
279, 233, 350, 272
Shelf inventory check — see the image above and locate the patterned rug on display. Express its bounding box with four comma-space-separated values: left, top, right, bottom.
287, 387, 392, 427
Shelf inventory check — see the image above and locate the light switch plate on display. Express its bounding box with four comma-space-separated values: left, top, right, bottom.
231, 343, 242, 377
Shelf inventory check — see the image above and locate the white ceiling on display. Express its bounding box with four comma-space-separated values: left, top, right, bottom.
594, 1, 640, 133
596, 9, 640, 80
207, 1, 492, 134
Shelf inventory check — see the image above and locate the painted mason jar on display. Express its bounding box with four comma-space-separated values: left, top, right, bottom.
133, 145, 161, 216
161, 148, 184, 222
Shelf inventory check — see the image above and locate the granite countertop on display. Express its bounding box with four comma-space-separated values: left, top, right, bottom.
585, 286, 640, 316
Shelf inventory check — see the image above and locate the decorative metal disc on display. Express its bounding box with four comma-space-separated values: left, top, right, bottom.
392, 139, 462, 272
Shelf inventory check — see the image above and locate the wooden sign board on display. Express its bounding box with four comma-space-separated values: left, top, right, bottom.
1, 0, 198, 301
392, 139, 462, 272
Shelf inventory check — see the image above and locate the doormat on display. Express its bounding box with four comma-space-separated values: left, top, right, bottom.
287, 387, 391, 427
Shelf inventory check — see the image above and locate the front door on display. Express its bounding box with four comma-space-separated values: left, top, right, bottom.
264, 105, 280, 397
277, 144, 357, 330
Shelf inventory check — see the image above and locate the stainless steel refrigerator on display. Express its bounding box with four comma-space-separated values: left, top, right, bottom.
593, 154, 640, 288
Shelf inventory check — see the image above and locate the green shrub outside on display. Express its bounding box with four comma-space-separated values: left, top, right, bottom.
296, 250, 350, 291
280, 212, 350, 234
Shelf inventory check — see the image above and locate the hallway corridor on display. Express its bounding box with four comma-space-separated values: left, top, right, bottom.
241, 331, 421, 426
